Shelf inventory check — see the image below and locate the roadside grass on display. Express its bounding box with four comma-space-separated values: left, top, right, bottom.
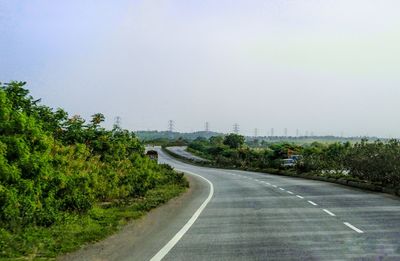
0, 181, 188, 260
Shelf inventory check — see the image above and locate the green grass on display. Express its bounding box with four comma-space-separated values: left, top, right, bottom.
0, 181, 188, 260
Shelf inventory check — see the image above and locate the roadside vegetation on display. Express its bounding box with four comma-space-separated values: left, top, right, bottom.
0, 82, 188, 259
185, 134, 400, 191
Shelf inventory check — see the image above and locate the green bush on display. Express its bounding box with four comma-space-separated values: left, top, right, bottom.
0, 82, 185, 238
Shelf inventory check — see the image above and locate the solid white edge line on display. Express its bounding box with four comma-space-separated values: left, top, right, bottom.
279, 188, 285, 191
272, 185, 278, 188
323, 209, 336, 217
344, 222, 364, 233
307, 200, 318, 206
150, 169, 214, 261
296, 195, 304, 199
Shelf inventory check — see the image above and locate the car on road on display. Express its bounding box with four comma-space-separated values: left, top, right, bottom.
146, 150, 158, 161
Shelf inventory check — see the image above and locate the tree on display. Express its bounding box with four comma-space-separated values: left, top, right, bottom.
223, 134, 245, 149
90, 113, 105, 128
209, 136, 224, 146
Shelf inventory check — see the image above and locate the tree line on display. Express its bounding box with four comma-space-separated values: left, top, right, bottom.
188, 134, 400, 188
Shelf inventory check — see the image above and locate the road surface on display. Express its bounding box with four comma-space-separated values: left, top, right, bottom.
63, 147, 400, 260
165, 146, 208, 162
153, 148, 400, 260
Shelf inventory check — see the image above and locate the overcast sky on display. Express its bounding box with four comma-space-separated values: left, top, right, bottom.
1, 1, 400, 137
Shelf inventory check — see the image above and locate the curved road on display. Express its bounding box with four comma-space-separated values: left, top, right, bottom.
154, 148, 400, 260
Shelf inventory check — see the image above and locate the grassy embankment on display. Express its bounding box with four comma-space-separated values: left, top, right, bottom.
1, 183, 186, 259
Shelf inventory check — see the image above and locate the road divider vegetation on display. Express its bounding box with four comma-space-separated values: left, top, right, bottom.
176, 134, 400, 196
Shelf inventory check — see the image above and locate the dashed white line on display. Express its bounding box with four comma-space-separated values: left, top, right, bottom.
323, 209, 336, 217
344, 222, 364, 234
224, 171, 364, 235
308, 200, 318, 206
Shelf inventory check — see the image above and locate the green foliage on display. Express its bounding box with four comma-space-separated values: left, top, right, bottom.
189, 135, 400, 188
344, 139, 400, 186
223, 133, 245, 149
0, 81, 187, 258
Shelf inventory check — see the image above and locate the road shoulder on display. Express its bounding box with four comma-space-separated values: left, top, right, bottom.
58, 174, 209, 261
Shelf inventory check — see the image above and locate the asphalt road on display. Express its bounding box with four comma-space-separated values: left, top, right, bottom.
153, 148, 400, 261
165, 146, 208, 162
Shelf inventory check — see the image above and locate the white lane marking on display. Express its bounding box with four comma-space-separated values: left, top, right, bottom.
272, 185, 278, 188
150, 169, 214, 261
266, 182, 270, 185
344, 222, 364, 234
296, 195, 304, 199
287, 191, 294, 194
308, 200, 318, 206
279, 188, 285, 191
323, 209, 336, 217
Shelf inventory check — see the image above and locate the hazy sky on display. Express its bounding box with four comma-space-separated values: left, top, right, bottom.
1, 1, 400, 137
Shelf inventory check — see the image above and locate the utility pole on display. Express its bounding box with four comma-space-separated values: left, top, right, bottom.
254, 128, 258, 138
233, 123, 240, 134
284, 128, 288, 137
205, 122, 210, 132
271, 128, 274, 137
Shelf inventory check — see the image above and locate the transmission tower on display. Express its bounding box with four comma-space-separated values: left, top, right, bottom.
168, 120, 174, 132
233, 123, 240, 134
114, 116, 121, 129
284, 128, 288, 137
271, 128, 274, 137
254, 128, 258, 137
205, 122, 210, 132
296, 129, 299, 137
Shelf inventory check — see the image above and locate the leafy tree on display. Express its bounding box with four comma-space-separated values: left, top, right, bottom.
223, 134, 245, 149
0, 81, 185, 234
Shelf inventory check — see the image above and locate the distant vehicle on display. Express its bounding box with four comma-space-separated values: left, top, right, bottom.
282, 158, 296, 167
146, 150, 158, 161
282, 155, 302, 167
